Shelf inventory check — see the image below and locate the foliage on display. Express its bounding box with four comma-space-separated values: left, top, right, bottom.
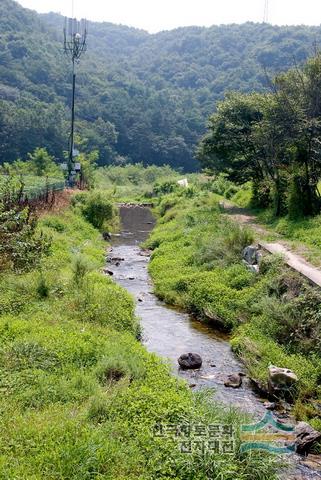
77, 150, 99, 189
198, 54, 321, 216
95, 163, 183, 202
153, 180, 178, 196
27, 147, 61, 177
1, 0, 321, 169
0, 198, 278, 479
147, 189, 321, 419
0, 179, 50, 273
73, 191, 114, 230
96, 163, 179, 187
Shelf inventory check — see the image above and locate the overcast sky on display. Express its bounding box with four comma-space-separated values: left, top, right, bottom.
17, 0, 321, 33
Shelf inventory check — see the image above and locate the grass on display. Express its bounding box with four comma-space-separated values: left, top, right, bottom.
0, 197, 279, 479
94, 164, 199, 203
146, 188, 321, 428
255, 209, 321, 265
210, 177, 321, 266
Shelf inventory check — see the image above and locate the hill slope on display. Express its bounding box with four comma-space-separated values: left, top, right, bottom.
1, 0, 321, 169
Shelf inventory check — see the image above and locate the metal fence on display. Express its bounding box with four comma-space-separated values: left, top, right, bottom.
0, 176, 66, 203
22, 179, 66, 200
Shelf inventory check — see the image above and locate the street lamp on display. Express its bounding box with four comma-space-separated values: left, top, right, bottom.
64, 17, 88, 186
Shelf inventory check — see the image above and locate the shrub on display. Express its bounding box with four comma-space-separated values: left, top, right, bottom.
42, 217, 66, 232
207, 173, 237, 197
251, 178, 273, 209
81, 192, 113, 230
0, 180, 51, 273
194, 221, 254, 268
72, 255, 93, 286
153, 180, 177, 196
224, 222, 254, 253
36, 274, 50, 299
95, 353, 145, 386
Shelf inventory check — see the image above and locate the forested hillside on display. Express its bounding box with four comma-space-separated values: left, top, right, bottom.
1, 0, 321, 170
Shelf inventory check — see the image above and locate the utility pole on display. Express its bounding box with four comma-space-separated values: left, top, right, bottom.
263, 0, 269, 23
64, 17, 88, 186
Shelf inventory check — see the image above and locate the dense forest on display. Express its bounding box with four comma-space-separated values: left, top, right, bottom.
1, 0, 321, 169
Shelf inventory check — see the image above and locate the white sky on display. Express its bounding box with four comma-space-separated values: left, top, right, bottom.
17, 0, 321, 33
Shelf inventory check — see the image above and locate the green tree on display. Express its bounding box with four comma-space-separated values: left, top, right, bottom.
198, 54, 321, 216
27, 148, 60, 177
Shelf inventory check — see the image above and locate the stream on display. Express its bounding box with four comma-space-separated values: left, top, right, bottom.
108, 205, 321, 479
109, 205, 265, 416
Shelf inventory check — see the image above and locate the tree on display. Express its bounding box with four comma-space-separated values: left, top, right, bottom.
197, 92, 265, 183
198, 53, 321, 216
78, 150, 99, 189
27, 148, 60, 177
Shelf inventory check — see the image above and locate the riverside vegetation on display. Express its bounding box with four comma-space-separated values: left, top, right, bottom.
144, 183, 321, 432
0, 180, 279, 479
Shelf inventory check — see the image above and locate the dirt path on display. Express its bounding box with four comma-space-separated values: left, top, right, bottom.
221, 202, 321, 288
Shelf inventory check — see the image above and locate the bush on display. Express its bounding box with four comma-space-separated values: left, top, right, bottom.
81, 192, 113, 230
42, 217, 66, 232
36, 274, 50, 299
194, 221, 254, 269
206, 174, 238, 197
153, 180, 177, 196
72, 255, 93, 286
252, 178, 273, 209
0, 179, 51, 273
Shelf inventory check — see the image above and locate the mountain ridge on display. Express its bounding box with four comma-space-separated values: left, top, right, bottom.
1, 0, 321, 169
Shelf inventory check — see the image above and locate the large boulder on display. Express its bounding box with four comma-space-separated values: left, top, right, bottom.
178, 353, 202, 370
268, 365, 298, 396
295, 422, 321, 455
243, 245, 261, 265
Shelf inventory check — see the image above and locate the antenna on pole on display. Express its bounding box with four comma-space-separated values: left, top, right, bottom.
263, 0, 269, 23
63, 15, 88, 187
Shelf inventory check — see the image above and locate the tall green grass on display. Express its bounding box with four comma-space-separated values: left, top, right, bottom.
0, 199, 278, 479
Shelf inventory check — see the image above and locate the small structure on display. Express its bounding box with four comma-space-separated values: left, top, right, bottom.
177, 178, 189, 188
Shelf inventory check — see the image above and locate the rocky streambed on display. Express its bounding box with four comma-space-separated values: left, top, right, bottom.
106, 204, 321, 479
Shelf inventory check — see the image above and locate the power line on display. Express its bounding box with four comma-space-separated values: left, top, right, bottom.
263, 0, 269, 23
